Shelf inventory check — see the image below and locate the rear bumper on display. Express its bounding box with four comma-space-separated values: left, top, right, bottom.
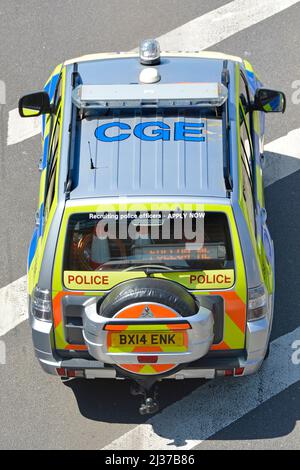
240, 315, 271, 375
31, 313, 271, 379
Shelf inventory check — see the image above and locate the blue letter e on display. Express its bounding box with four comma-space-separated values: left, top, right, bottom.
175, 122, 205, 142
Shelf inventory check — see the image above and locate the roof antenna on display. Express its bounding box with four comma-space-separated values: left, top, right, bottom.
88, 141, 96, 169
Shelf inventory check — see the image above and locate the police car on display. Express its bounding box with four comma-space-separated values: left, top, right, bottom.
19, 40, 286, 414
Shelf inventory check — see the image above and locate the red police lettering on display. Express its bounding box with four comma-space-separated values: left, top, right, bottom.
189, 273, 232, 285
67, 274, 109, 285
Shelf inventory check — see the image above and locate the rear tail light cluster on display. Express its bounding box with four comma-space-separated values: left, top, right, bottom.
56, 368, 85, 378
247, 285, 268, 321
31, 286, 52, 321
217, 367, 245, 377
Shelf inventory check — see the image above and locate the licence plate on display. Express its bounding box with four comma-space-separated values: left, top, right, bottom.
111, 331, 184, 347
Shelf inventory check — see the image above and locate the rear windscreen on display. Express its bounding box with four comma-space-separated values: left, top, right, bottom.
63, 211, 234, 272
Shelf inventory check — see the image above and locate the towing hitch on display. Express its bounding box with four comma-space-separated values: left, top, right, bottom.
130, 380, 160, 415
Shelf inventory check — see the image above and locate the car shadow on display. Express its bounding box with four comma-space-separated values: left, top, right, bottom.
264, 164, 300, 340
64, 377, 206, 424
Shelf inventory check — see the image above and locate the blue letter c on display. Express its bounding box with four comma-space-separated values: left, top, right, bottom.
95, 122, 131, 142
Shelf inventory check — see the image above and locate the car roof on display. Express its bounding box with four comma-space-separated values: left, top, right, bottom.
61, 54, 239, 201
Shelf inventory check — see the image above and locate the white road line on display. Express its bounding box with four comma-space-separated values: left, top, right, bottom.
103, 326, 300, 450
7, 0, 299, 146
0, 275, 28, 336
1, 127, 299, 336
264, 128, 300, 187
7, 108, 41, 146
158, 0, 299, 51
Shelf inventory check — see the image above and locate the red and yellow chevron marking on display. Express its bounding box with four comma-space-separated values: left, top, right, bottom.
119, 364, 176, 375
52, 291, 88, 351
210, 290, 246, 351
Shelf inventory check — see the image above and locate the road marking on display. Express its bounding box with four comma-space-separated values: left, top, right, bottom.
157, 0, 299, 51
0, 275, 27, 336
7, 108, 41, 146
7, 0, 299, 146
0, 126, 299, 337
264, 128, 300, 187
103, 326, 300, 450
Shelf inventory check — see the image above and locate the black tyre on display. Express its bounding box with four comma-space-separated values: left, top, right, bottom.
98, 277, 198, 318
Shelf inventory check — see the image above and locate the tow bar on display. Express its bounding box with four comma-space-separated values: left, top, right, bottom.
130, 380, 160, 415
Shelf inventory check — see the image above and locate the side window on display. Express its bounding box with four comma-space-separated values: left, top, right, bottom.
239, 72, 256, 234
44, 110, 61, 220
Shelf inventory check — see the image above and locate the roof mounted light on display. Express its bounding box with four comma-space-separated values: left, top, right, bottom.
72, 83, 228, 109
139, 39, 160, 65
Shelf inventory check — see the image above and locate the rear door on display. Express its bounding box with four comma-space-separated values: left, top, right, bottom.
51, 203, 247, 354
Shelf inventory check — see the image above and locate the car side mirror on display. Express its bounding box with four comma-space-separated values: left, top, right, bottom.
252, 88, 286, 113
18, 91, 52, 118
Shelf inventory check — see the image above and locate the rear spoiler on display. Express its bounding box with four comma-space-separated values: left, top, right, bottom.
72, 82, 228, 109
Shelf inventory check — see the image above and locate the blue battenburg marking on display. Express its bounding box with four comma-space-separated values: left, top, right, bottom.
28, 229, 38, 270
41, 134, 49, 169
95, 121, 206, 143
27, 203, 44, 270
42, 115, 46, 136
245, 70, 257, 95
38, 203, 44, 237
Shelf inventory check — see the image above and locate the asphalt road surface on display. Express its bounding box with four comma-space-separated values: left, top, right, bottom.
0, 0, 300, 450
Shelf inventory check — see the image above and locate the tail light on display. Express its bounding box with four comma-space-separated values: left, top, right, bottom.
218, 367, 245, 377
247, 285, 268, 321
56, 368, 84, 378
56, 367, 67, 377
31, 286, 52, 321
137, 356, 158, 364
234, 367, 245, 376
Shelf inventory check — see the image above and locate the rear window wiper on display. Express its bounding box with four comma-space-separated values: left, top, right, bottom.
143, 267, 175, 275
123, 265, 176, 275
130, 267, 201, 275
